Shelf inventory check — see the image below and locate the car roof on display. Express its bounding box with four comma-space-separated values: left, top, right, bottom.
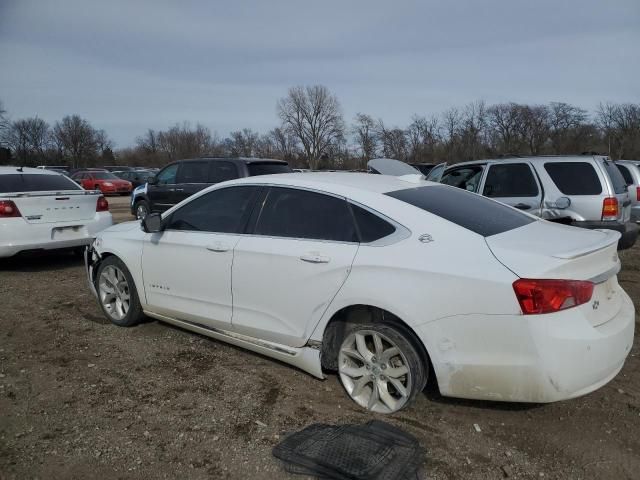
0, 166, 61, 175
449, 155, 609, 169
231, 172, 432, 195
176, 157, 288, 165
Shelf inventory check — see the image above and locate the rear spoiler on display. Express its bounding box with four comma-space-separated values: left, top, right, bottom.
0, 190, 101, 198
552, 229, 621, 260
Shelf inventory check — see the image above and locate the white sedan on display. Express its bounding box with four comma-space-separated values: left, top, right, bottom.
0, 167, 112, 258
85, 173, 634, 413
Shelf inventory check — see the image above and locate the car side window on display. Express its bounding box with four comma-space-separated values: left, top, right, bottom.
350, 204, 396, 242
209, 162, 239, 183
156, 164, 179, 185
544, 162, 602, 195
177, 162, 209, 184
616, 164, 633, 186
166, 186, 261, 233
483, 163, 539, 197
253, 187, 357, 242
441, 167, 483, 192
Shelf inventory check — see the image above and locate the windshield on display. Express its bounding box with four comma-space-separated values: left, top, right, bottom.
0, 174, 82, 193
386, 184, 534, 237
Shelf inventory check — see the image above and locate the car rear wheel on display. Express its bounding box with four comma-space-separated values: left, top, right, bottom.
135, 200, 150, 220
96, 256, 144, 327
338, 324, 426, 414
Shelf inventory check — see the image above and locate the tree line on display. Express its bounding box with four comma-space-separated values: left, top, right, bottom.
1, 87, 639, 170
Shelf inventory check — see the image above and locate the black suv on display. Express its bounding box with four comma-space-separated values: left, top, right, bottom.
131, 157, 291, 219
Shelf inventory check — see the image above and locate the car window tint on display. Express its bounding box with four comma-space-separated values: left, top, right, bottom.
254, 187, 357, 242
247, 163, 292, 176
617, 164, 633, 185
602, 161, 628, 194
544, 162, 602, 195
177, 162, 209, 184
157, 164, 179, 185
208, 162, 239, 183
386, 185, 534, 237
350, 204, 396, 242
0, 174, 82, 193
166, 186, 261, 233
483, 163, 539, 197
441, 167, 483, 193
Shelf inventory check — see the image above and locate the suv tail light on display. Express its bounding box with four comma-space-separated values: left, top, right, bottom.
513, 279, 594, 315
96, 196, 109, 212
636, 186, 640, 202
0, 200, 21, 218
601, 197, 619, 221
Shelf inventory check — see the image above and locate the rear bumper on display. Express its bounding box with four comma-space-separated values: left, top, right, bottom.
418, 287, 635, 403
571, 220, 638, 250
84, 243, 100, 298
0, 213, 112, 258
631, 205, 640, 224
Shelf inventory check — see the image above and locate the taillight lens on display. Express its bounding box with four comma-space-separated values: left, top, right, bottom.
513, 279, 594, 315
636, 186, 640, 202
96, 196, 109, 212
0, 200, 21, 218
601, 197, 619, 221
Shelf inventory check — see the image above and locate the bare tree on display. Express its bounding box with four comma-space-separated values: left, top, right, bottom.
277, 85, 345, 169
487, 103, 524, 154
375, 120, 407, 160
53, 115, 99, 168
596, 102, 640, 159
352, 113, 378, 166
547, 102, 588, 154
518, 105, 550, 155
226, 128, 260, 157
0, 100, 9, 144
157, 122, 214, 160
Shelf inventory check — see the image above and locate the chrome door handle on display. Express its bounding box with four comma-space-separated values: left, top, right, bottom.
174, 188, 185, 192
514, 203, 532, 210
300, 254, 330, 264
206, 243, 230, 252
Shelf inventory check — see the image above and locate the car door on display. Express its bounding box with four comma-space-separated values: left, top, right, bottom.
480, 161, 543, 216
148, 163, 179, 212
231, 186, 359, 347
141, 185, 262, 328
173, 161, 210, 204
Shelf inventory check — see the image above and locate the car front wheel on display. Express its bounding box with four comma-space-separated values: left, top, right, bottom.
96, 256, 144, 327
135, 200, 150, 220
338, 324, 427, 414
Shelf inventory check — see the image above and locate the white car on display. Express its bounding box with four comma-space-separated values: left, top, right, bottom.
85, 173, 634, 413
0, 167, 113, 257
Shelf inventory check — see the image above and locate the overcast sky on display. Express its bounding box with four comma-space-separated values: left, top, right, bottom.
1, 0, 638, 147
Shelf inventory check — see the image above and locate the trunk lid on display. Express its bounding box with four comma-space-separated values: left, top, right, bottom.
486, 221, 622, 326
8, 191, 99, 224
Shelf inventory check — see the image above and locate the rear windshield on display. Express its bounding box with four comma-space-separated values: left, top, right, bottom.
247, 163, 292, 176
602, 161, 628, 194
544, 162, 602, 195
386, 185, 534, 237
0, 174, 82, 193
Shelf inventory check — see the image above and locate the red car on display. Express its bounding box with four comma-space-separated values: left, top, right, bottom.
72, 171, 132, 195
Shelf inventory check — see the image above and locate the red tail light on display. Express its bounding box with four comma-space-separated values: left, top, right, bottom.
601, 197, 619, 221
0, 200, 21, 218
96, 196, 109, 212
513, 279, 594, 315
636, 186, 640, 202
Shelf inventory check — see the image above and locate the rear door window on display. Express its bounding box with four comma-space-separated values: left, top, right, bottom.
156, 164, 179, 185
208, 162, 239, 183
253, 187, 357, 242
0, 174, 82, 193
483, 163, 539, 197
177, 162, 209, 184
544, 162, 602, 195
350, 204, 396, 242
247, 163, 292, 176
386, 185, 534, 237
602, 161, 628, 194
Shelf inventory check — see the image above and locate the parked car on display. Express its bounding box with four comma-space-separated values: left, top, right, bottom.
86, 172, 634, 413
113, 169, 154, 188
130, 157, 292, 219
71, 170, 133, 195
103, 165, 133, 172
614, 160, 640, 223
0, 167, 112, 257
425, 155, 638, 250
409, 163, 436, 175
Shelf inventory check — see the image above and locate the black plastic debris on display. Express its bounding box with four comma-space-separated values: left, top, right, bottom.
272, 420, 423, 479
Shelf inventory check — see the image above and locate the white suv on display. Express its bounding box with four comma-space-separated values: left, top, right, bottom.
0, 167, 112, 257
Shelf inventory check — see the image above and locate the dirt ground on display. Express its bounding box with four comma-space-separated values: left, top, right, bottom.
1, 196, 639, 479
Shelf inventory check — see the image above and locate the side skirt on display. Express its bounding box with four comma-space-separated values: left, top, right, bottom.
143, 310, 325, 379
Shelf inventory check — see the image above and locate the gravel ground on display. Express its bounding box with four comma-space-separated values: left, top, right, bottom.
1, 196, 639, 479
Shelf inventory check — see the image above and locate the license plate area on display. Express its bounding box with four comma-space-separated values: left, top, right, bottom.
51, 225, 87, 240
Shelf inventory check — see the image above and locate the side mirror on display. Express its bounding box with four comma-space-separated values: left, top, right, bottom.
142, 213, 163, 233
147, 175, 158, 185
554, 197, 571, 209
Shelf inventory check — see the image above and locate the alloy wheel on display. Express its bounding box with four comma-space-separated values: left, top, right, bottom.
98, 265, 131, 321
